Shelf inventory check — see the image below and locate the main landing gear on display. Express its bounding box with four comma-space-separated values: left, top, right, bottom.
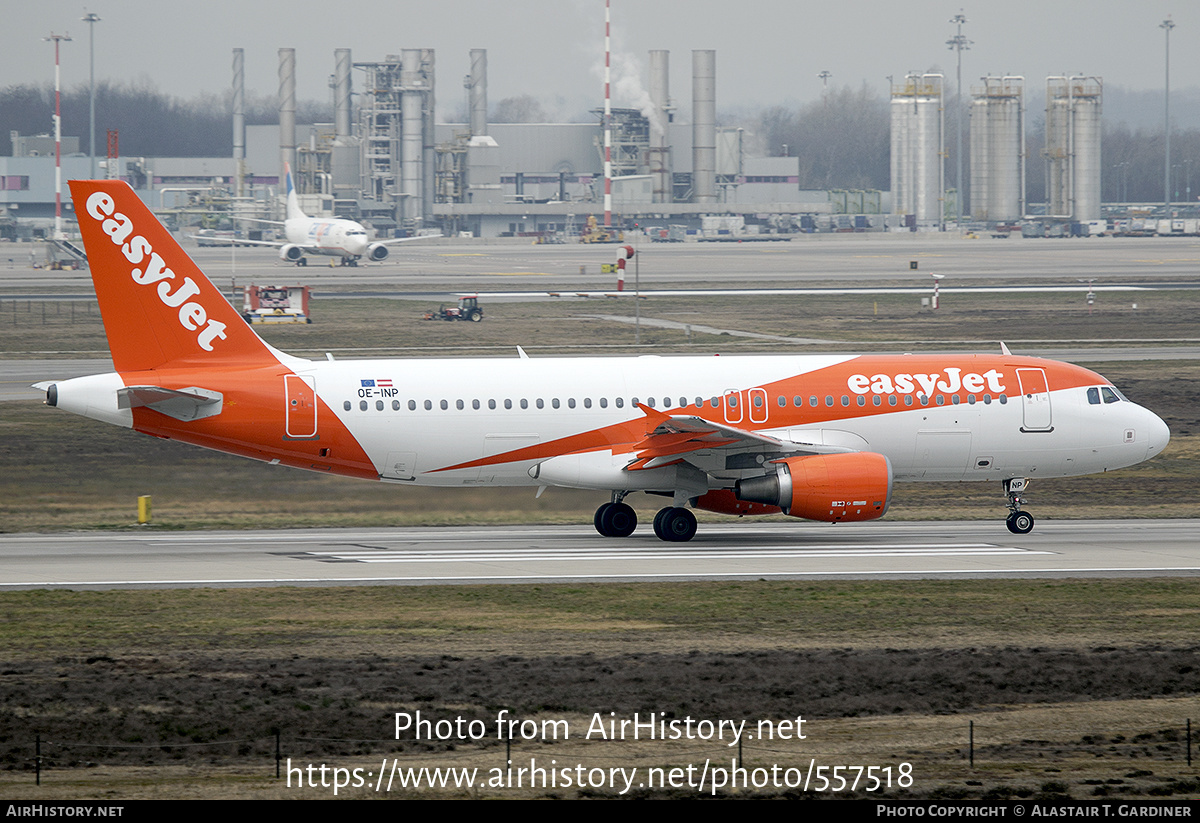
594, 493, 637, 538
1003, 477, 1035, 534
593, 494, 699, 542
653, 506, 697, 542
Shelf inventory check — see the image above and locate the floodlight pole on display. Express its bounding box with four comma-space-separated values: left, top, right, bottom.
1161, 17, 1175, 215
82, 12, 101, 179
947, 11, 971, 230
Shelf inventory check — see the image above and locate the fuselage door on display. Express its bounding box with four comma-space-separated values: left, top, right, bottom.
285, 374, 318, 439
1016, 368, 1053, 432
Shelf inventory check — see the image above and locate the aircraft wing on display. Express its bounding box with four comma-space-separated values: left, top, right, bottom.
372, 235, 438, 246
189, 235, 283, 248
232, 217, 287, 227
626, 404, 854, 470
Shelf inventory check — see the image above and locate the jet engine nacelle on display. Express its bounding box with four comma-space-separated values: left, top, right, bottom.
280, 244, 304, 262
733, 452, 892, 522
367, 243, 389, 262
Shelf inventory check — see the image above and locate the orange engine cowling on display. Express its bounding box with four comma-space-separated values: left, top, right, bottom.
733, 452, 892, 522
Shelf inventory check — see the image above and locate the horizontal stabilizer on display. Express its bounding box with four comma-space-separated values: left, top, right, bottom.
117, 385, 224, 422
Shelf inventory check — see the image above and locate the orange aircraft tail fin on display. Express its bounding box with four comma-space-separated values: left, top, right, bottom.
69, 179, 275, 372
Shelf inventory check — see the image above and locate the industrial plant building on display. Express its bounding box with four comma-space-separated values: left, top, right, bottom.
1, 45, 1106, 243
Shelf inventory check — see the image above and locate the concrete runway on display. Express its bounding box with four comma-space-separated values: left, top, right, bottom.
1, 520, 1197, 590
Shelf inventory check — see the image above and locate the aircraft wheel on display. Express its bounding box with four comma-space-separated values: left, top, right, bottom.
601, 502, 637, 538
298, 258, 307, 267
659, 507, 697, 542
652, 507, 673, 540
594, 503, 613, 536
1006, 511, 1035, 534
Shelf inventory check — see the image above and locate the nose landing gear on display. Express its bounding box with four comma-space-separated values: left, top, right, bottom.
1004, 478, 1035, 534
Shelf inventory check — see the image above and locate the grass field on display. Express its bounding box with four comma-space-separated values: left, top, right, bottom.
2, 287, 1198, 798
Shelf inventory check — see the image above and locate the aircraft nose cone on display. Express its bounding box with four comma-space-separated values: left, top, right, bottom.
350, 237, 368, 256
1146, 411, 1171, 459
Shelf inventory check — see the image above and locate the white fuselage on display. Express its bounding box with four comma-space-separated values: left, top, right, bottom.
285, 217, 369, 259
292, 353, 1169, 490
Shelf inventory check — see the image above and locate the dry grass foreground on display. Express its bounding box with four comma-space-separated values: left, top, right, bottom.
0, 580, 1198, 799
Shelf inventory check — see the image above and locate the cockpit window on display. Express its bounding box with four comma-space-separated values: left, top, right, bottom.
1101, 387, 1121, 404
1087, 387, 1100, 405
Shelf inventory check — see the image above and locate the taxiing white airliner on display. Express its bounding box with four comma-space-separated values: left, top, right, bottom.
228, 164, 416, 267
39, 179, 1171, 542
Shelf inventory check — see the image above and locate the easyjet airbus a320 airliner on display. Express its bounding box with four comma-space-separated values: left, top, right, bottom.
37, 180, 1170, 541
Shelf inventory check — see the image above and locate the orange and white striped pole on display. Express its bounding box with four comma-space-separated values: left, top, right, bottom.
616, 245, 634, 291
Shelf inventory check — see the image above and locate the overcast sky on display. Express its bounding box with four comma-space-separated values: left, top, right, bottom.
4, 1, 1196, 120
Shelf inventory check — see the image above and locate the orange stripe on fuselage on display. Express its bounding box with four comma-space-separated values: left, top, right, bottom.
431, 355, 1108, 474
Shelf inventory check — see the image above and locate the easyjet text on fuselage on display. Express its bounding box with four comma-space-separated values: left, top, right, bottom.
846, 368, 1006, 397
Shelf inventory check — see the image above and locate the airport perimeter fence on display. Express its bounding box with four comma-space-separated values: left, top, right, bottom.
12, 716, 1198, 797
0, 299, 98, 326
